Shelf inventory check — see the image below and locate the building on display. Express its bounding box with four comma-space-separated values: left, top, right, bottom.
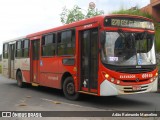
141, 0, 160, 22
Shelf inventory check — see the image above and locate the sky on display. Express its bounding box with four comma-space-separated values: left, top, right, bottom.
0, 0, 150, 54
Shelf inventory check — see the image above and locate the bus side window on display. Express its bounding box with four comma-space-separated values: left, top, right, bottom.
3, 43, 8, 59
23, 39, 29, 58
57, 30, 75, 56
15, 40, 22, 58
42, 33, 56, 57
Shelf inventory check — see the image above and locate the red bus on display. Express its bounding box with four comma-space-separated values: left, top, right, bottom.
2, 15, 159, 100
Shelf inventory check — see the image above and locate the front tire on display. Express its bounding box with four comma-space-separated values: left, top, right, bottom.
16, 71, 25, 88
63, 77, 79, 100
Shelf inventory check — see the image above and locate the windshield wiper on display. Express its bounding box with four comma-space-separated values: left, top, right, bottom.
118, 29, 126, 38
118, 29, 136, 48
118, 30, 138, 62
141, 31, 148, 40
137, 31, 148, 52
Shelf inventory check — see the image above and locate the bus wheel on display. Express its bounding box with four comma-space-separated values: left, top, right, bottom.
16, 71, 25, 88
63, 77, 79, 100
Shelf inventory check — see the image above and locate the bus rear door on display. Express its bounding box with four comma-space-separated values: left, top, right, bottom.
31, 38, 40, 84
8, 43, 15, 79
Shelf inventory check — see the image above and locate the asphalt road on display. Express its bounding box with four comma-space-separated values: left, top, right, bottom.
0, 74, 160, 120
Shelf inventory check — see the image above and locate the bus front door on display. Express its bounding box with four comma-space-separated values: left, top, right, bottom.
80, 28, 98, 93
31, 40, 40, 83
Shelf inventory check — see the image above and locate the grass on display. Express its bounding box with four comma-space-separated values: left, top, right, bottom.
111, 8, 153, 19
158, 65, 160, 70
156, 28, 160, 52
156, 27, 160, 75
158, 63, 160, 70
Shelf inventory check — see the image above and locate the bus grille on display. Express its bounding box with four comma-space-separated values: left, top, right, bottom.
121, 79, 149, 83
124, 89, 147, 93
115, 68, 154, 74
103, 63, 156, 74
123, 85, 148, 93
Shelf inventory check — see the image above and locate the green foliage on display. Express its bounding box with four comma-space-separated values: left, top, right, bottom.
86, 8, 104, 18
155, 28, 160, 52
60, 5, 104, 24
60, 5, 85, 24
112, 8, 153, 19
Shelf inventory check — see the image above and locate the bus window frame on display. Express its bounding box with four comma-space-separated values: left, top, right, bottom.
22, 39, 30, 58
57, 29, 76, 57
3, 43, 9, 59
15, 40, 23, 58
41, 32, 56, 57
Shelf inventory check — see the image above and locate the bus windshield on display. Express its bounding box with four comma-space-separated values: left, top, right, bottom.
101, 31, 156, 66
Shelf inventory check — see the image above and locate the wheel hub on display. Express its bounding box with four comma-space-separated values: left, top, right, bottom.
67, 83, 75, 95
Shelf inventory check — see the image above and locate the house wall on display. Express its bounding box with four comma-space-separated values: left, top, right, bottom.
141, 0, 160, 22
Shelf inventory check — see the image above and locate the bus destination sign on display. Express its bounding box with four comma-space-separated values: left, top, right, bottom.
104, 17, 154, 30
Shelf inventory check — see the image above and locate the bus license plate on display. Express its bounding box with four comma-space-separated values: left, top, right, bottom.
132, 85, 141, 91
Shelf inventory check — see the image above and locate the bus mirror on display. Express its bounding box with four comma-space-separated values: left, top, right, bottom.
100, 31, 106, 45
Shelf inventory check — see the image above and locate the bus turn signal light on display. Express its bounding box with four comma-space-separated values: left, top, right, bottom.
105, 74, 109, 79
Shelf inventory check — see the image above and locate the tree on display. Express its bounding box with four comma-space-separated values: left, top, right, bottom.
60, 5, 104, 24
86, 7, 104, 19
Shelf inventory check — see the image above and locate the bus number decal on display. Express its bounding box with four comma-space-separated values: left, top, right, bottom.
109, 57, 118, 62
111, 19, 120, 26
142, 74, 153, 78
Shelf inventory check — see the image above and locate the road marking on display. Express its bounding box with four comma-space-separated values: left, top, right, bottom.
41, 98, 111, 111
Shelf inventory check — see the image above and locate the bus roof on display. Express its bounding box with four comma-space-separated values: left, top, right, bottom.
26, 14, 153, 38
27, 15, 104, 38
3, 14, 153, 44
3, 36, 26, 44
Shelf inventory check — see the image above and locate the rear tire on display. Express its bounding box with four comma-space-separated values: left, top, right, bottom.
63, 77, 79, 100
16, 71, 25, 88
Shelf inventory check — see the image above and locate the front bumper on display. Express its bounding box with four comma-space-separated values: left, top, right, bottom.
100, 78, 158, 96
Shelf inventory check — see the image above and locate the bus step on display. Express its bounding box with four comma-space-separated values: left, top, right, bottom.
78, 91, 98, 96
31, 83, 39, 87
